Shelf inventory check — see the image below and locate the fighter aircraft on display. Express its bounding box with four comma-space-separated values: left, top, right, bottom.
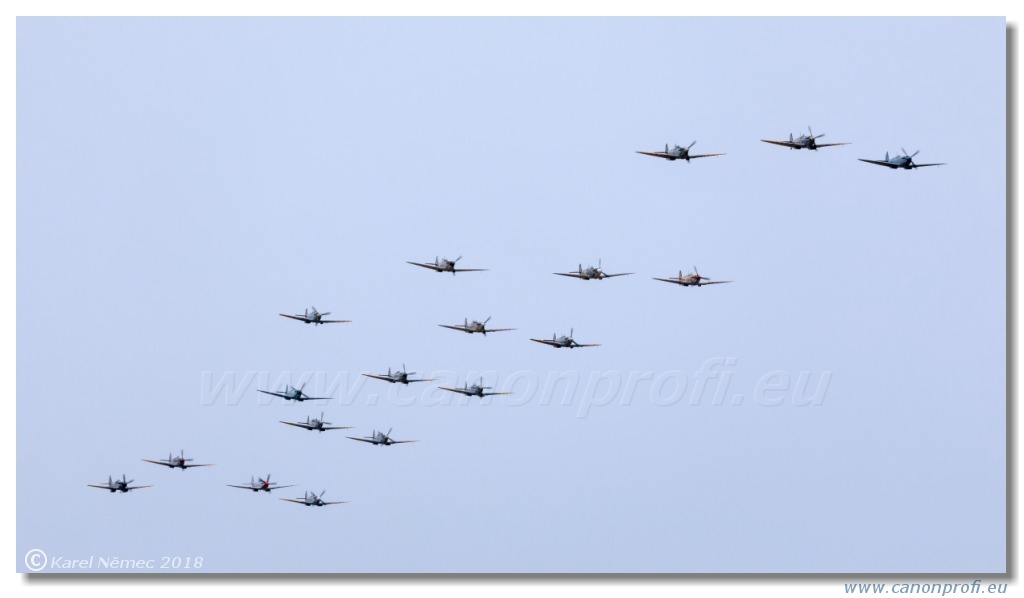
279, 412, 352, 432
635, 141, 725, 162
142, 451, 213, 470
227, 474, 295, 493
279, 306, 350, 325
438, 316, 515, 336
88, 474, 152, 493
761, 126, 850, 150
347, 428, 418, 446
653, 267, 733, 287
857, 148, 946, 170
438, 379, 513, 397
280, 490, 348, 507
362, 364, 436, 385
257, 383, 332, 403
407, 255, 487, 275
530, 328, 601, 349
554, 259, 633, 281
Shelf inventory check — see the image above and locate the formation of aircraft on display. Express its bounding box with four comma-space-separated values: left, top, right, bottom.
858, 148, 946, 170
761, 126, 850, 151
438, 316, 515, 335
279, 306, 350, 325
554, 259, 633, 281
258, 383, 332, 403
439, 380, 513, 397
653, 267, 732, 287
635, 141, 725, 162
142, 451, 213, 470
88, 474, 151, 493
530, 328, 601, 349
347, 428, 417, 446
407, 255, 487, 275
280, 412, 352, 432
280, 490, 348, 507
227, 474, 295, 493
362, 365, 435, 385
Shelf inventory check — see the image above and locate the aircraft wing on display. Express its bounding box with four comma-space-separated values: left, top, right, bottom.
857, 158, 897, 168
761, 139, 801, 149
482, 391, 513, 396
265, 485, 296, 492
439, 386, 473, 396
484, 328, 516, 333
295, 394, 333, 401
279, 498, 310, 505
405, 377, 436, 383
697, 280, 733, 286
635, 150, 672, 159
362, 373, 397, 383
182, 463, 214, 468
347, 436, 380, 444
280, 420, 316, 430
227, 484, 258, 490
815, 142, 850, 148
652, 277, 682, 285
320, 425, 353, 431
530, 338, 561, 347
438, 324, 472, 332
688, 152, 725, 159
601, 272, 634, 278
87, 484, 114, 490
278, 313, 312, 323
452, 267, 488, 273
553, 272, 587, 279
141, 459, 173, 467
386, 440, 418, 444
407, 261, 443, 272
572, 343, 602, 348
258, 389, 291, 400
913, 162, 946, 168
125, 485, 153, 491
318, 319, 351, 324
319, 500, 349, 505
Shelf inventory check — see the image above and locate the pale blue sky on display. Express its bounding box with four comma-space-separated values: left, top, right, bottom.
17, 17, 1005, 573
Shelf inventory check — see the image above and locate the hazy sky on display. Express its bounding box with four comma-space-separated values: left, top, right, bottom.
17, 17, 1005, 573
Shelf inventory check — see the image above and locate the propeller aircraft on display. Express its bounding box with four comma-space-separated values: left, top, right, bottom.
88, 474, 152, 493
554, 259, 633, 281
280, 412, 352, 432
438, 380, 513, 397
227, 474, 295, 493
279, 306, 350, 325
438, 316, 515, 336
407, 255, 487, 275
761, 126, 849, 150
347, 428, 418, 446
530, 328, 601, 349
858, 148, 946, 170
280, 490, 347, 506
142, 450, 213, 470
363, 364, 436, 385
653, 267, 732, 287
635, 141, 725, 162
258, 383, 333, 403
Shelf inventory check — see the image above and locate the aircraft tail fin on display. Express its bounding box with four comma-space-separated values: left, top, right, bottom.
885, 151, 889, 161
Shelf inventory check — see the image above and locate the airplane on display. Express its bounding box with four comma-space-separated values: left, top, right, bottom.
857, 148, 946, 170
407, 255, 487, 275
653, 267, 733, 287
257, 383, 332, 403
279, 306, 350, 325
438, 316, 515, 336
438, 379, 513, 397
142, 450, 214, 470
554, 259, 633, 281
347, 428, 418, 446
280, 412, 352, 432
227, 474, 295, 493
761, 126, 850, 150
529, 328, 601, 349
635, 141, 725, 162
362, 364, 436, 385
280, 490, 348, 507
88, 474, 152, 493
